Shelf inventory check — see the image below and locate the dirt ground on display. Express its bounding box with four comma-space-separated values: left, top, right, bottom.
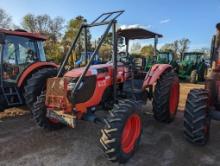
1, 83, 220, 166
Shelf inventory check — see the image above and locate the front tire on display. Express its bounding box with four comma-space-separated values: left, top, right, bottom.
153, 70, 180, 123
100, 100, 142, 164
184, 89, 210, 145
32, 92, 64, 130
24, 68, 57, 110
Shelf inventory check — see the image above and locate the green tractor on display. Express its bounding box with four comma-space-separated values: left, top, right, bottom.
144, 51, 178, 71
178, 52, 207, 83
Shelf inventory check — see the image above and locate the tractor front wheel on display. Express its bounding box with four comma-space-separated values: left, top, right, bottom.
153, 70, 180, 123
184, 89, 210, 145
32, 92, 64, 130
100, 100, 142, 164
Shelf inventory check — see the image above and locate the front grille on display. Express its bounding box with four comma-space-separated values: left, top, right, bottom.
45, 77, 73, 112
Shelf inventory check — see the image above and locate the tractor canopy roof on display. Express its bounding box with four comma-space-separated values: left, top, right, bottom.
159, 51, 173, 54
0, 28, 47, 41
117, 27, 163, 40
184, 52, 204, 56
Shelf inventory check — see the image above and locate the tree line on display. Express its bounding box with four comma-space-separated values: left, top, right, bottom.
131, 38, 209, 60
0, 8, 209, 64
0, 8, 94, 64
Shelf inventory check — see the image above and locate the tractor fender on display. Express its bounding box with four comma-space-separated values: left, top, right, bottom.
142, 64, 172, 90
17, 62, 58, 87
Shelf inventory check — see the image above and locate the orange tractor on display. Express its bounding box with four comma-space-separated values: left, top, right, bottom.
0, 29, 58, 112
31, 11, 180, 163
184, 23, 220, 145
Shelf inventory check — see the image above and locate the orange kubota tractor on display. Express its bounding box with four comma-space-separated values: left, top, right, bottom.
184, 23, 220, 145
0, 29, 58, 112
31, 11, 180, 163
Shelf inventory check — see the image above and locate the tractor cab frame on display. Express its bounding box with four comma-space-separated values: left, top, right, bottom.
182, 52, 204, 64
157, 51, 174, 64
117, 27, 163, 77
0, 29, 57, 111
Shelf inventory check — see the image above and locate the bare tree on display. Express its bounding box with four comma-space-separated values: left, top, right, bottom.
160, 38, 190, 59
22, 14, 37, 32
22, 14, 64, 42
22, 14, 65, 63
0, 8, 12, 28
178, 38, 190, 59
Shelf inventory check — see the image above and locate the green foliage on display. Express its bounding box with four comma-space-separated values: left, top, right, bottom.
22, 14, 65, 63
99, 44, 112, 62
44, 40, 63, 64
140, 45, 154, 57
62, 16, 92, 65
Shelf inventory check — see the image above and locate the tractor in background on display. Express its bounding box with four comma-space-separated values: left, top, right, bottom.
116, 27, 163, 78
183, 23, 220, 145
0, 29, 58, 112
30, 11, 179, 163
145, 51, 178, 72
178, 52, 207, 83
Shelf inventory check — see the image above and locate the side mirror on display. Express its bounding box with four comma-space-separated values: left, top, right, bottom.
0, 33, 5, 44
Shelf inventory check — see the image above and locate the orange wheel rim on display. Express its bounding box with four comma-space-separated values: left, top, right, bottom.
121, 114, 141, 154
169, 79, 179, 115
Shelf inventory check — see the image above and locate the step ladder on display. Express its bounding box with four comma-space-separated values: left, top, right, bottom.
2, 87, 23, 106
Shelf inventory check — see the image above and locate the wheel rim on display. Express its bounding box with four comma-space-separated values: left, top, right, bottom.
169, 79, 179, 115
121, 114, 141, 154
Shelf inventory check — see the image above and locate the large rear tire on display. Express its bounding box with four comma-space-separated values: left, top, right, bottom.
153, 70, 180, 123
32, 92, 64, 130
100, 100, 142, 164
24, 68, 57, 110
184, 89, 210, 145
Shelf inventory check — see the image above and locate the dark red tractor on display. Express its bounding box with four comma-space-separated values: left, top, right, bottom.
183, 23, 220, 145
31, 11, 180, 163
0, 29, 58, 112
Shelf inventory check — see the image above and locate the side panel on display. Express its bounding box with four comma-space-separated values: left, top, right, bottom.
75, 72, 112, 113
142, 64, 172, 89
17, 62, 58, 87
74, 65, 128, 114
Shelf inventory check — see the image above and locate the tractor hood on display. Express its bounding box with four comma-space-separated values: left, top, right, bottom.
64, 62, 125, 78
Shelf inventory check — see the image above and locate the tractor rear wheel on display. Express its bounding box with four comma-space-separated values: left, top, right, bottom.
24, 68, 57, 110
100, 100, 142, 164
32, 92, 64, 130
153, 70, 180, 123
184, 89, 210, 145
